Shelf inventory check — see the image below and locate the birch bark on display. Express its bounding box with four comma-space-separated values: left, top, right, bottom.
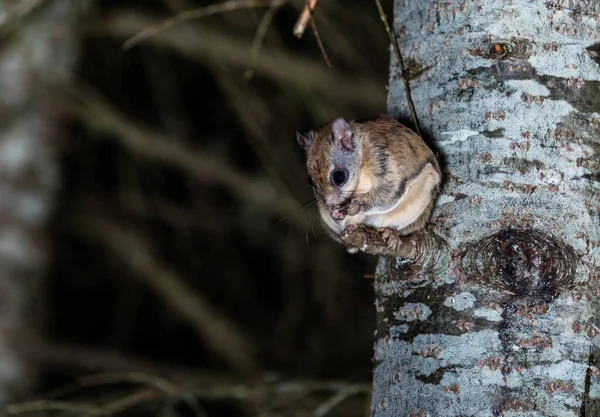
371, 1, 600, 415
0, 0, 88, 402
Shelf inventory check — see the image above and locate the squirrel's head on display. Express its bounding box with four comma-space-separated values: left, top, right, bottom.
296, 117, 362, 210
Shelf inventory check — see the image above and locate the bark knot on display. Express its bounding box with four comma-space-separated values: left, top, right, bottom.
470, 37, 531, 61
586, 42, 600, 66
462, 228, 578, 302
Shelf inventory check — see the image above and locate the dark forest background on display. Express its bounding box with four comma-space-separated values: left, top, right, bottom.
6, 1, 394, 415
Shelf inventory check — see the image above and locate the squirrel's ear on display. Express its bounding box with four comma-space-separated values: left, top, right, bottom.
330, 117, 354, 151
296, 131, 315, 150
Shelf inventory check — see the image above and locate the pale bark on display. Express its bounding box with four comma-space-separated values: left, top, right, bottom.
0, 0, 89, 403
371, 1, 600, 416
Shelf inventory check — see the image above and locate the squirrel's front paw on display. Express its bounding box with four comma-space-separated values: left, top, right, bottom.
341, 225, 407, 256
345, 200, 362, 216
340, 224, 367, 251
378, 228, 401, 251
341, 224, 384, 254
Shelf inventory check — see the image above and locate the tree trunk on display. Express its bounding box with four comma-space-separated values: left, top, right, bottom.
371, 1, 600, 415
0, 0, 89, 403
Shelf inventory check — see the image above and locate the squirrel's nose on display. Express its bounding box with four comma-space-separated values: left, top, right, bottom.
325, 194, 344, 207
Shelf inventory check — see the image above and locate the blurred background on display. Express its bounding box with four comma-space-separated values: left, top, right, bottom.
0, 0, 394, 415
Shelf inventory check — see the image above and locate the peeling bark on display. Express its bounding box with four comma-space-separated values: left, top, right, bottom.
0, 0, 89, 403
372, 1, 600, 416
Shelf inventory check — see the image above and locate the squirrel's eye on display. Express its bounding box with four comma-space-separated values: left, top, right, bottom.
307, 175, 315, 187
331, 169, 347, 186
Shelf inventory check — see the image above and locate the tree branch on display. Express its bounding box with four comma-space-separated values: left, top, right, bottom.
340, 224, 447, 264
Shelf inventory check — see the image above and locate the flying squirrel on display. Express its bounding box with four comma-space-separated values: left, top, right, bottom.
296, 115, 441, 254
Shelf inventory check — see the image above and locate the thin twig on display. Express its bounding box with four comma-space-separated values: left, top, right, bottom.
374, 0, 421, 136
188, 380, 370, 403
245, 2, 285, 79
77, 372, 180, 395
87, 389, 159, 417
4, 390, 161, 416
123, 0, 288, 50
293, 0, 318, 38
15, 336, 191, 387
4, 400, 95, 415
308, 9, 331, 67
314, 385, 365, 417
